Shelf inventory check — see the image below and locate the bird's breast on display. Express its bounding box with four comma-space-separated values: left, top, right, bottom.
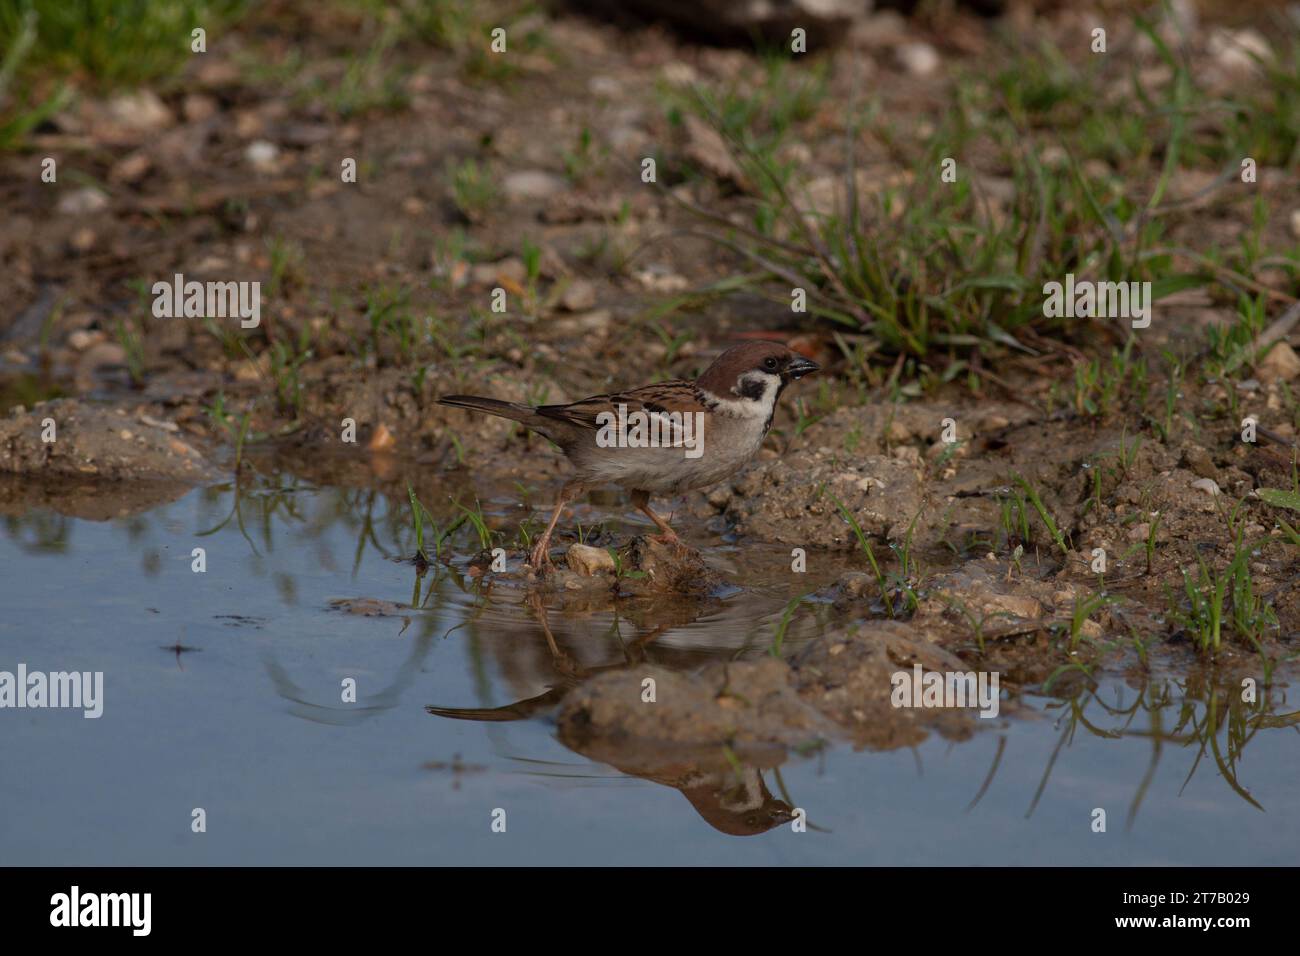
563, 410, 769, 494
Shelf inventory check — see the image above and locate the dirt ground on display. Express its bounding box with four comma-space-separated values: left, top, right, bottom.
2, 0, 1298, 759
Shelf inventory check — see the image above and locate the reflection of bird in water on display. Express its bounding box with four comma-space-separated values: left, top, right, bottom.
678, 766, 795, 837
579, 742, 797, 837
427, 597, 799, 837
430, 690, 796, 836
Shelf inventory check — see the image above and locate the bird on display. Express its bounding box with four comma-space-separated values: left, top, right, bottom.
437, 340, 820, 570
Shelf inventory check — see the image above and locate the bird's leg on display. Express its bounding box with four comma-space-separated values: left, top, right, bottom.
526, 592, 580, 677
528, 483, 578, 571
630, 489, 680, 544
528, 496, 567, 571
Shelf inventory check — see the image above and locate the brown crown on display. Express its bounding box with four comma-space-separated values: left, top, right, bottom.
695, 341, 799, 394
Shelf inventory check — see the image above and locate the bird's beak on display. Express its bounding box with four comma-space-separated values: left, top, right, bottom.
785, 355, 820, 380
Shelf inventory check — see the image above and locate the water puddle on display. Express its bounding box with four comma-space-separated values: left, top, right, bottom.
2, 470, 1298, 863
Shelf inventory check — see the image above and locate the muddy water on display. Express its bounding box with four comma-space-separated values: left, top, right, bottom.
2, 471, 1298, 865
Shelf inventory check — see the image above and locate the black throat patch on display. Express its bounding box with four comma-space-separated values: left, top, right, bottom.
764, 378, 791, 433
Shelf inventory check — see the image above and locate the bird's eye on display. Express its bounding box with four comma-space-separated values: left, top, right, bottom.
763, 357, 778, 371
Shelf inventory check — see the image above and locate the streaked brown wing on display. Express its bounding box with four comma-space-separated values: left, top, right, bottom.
533, 392, 618, 430
624, 381, 715, 416
535, 381, 711, 430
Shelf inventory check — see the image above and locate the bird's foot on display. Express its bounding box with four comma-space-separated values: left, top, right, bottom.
527, 538, 555, 573
649, 529, 683, 547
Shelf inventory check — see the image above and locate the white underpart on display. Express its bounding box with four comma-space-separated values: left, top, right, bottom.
715, 766, 766, 812
570, 372, 781, 495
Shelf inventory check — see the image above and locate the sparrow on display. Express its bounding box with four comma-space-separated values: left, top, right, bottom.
437, 340, 820, 570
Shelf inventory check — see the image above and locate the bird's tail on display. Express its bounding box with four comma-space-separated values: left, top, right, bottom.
426, 685, 566, 722
436, 394, 537, 424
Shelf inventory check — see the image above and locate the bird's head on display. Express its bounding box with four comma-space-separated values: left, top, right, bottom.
696, 341, 820, 403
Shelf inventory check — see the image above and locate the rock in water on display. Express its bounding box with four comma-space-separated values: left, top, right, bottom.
566, 543, 616, 576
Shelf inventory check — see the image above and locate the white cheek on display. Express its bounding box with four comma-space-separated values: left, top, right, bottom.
704, 376, 779, 426
734, 372, 780, 404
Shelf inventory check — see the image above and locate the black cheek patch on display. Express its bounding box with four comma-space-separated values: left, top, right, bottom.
737, 377, 766, 401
